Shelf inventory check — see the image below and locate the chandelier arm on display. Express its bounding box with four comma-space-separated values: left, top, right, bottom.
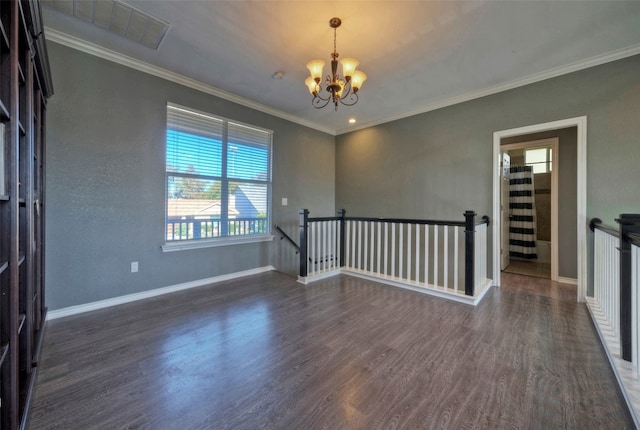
314, 88, 331, 102
338, 91, 359, 107
312, 96, 332, 109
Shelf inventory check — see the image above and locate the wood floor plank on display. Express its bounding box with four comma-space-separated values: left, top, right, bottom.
29, 271, 633, 429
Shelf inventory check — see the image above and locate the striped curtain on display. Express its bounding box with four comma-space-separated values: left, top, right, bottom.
509, 166, 538, 259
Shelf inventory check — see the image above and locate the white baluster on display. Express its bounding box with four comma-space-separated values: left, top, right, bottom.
454, 226, 459, 292
363, 221, 368, 272
391, 223, 396, 278
329, 221, 338, 269
320, 221, 325, 271
384, 223, 389, 276
474, 224, 478, 291
434, 225, 439, 288
407, 224, 412, 282
309, 222, 316, 275
345, 220, 351, 269
351, 220, 356, 269
425, 224, 430, 286
370, 221, 375, 273
415, 224, 420, 285
357, 221, 362, 270
399, 223, 403, 280
377, 222, 382, 275
444, 226, 449, 290
335, 219, 339, 270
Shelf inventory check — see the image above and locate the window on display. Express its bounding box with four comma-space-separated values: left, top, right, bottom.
525, 147, 552, 174
165, 103, 272, 243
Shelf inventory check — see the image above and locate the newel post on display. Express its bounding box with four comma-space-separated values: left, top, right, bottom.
299, 209, 310, 277
338, 209, 346, 267
464, 210, 476, 296
616, 214, 640, 361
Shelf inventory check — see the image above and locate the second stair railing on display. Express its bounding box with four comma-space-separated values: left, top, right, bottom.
299, 209, 490, 300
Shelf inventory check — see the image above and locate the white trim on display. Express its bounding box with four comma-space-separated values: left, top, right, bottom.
493, 116, 587, 302
45, 26, 639, 137
576, 118, 588, 302
343, 269, 493, 306
297, 269, 342, 285
501, 138, 559, 281
162, 234, 274, 252
299, 268, 494, 306
44, 28, 334, 136
551, 141, 559, 282
47, 266, 276, 320
557, 276, 578, 285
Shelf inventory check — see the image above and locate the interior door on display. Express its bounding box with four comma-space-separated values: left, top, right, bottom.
500, 152, 510, 270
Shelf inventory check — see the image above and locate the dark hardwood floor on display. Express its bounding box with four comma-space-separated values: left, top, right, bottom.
502, 260, 551, 279
29, 271, 633, 429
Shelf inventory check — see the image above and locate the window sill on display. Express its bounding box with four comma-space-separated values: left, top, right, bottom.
162, 234, 274, 252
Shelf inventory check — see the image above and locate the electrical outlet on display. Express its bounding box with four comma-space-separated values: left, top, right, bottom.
282, 197, 288, 206
131, 261, 139, 273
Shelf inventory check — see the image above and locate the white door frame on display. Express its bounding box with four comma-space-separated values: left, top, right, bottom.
492, 116, 587, 302
501, 138, 559, 281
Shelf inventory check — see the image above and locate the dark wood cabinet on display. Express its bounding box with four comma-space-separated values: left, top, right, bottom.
0, 1, 52, 428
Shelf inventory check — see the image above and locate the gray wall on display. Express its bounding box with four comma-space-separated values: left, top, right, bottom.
45, 41, 640, 308
502, 127, 578, 279
45, 42, 335, 310
336, 54, 640, 281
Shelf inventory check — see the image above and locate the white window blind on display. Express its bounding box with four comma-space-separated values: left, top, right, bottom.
165, 103, 272, 242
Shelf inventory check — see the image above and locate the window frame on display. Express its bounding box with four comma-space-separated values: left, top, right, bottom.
162, 103, 274, 251
524, 146, 552, 174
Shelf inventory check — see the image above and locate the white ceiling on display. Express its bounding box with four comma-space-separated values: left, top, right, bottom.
41, 1, 640, 135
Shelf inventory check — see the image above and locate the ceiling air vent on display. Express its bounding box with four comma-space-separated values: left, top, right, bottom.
43, 0, 169, 50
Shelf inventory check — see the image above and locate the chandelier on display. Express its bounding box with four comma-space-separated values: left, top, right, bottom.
305, 17, 367, 111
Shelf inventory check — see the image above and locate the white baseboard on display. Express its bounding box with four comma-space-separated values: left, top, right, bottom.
557, 276, 578, 285
299, 268, 493, 306
298, 269, 342, 284
47, 266, 275, 320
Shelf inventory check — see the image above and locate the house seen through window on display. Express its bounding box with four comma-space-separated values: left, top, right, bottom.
165, 103, 272, 241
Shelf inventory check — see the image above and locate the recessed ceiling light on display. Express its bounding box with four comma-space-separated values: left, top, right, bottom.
272, 71, 285, 80
348, 118, 356, 124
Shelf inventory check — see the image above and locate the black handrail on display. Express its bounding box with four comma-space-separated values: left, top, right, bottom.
628, 233, 640, 248
274, 225, 300, 253
336, 216, 466, 227
310, 215, 490, 227
590, 218, 618, 237
308, 216, 342, 222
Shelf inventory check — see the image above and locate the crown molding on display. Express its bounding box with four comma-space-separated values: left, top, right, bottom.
44, 27, 335, 136
45, 27, 640, 137
336, 43, 640, 135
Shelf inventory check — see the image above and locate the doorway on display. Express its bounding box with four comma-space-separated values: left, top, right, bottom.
500, 138, 558, 281
492, 117, 587, 302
